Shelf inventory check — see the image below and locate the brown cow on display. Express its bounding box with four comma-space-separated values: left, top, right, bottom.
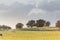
0, 34, 2, 36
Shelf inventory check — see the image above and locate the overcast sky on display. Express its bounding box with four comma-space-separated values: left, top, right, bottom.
0, 0, 59, 29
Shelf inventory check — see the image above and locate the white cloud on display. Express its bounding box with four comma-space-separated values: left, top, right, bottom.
0, 0, 45, 5
28, 8, 47, 16
0, 0, 16, 5
38, 0, 60, 11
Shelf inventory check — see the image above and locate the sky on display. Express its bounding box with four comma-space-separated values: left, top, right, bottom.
0, 0, 59, 29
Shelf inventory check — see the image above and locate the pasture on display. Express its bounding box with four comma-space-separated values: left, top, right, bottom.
0, 31, 60, 40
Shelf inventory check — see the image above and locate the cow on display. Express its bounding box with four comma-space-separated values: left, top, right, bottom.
0, 34, 2, 36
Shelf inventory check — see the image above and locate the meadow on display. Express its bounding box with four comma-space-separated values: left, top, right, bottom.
0, 30, 60, 40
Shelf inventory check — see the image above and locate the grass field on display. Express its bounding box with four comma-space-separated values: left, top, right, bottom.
0, 31, 60, 40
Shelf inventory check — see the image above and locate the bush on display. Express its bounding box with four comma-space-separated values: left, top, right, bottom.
56, 20, 60, 27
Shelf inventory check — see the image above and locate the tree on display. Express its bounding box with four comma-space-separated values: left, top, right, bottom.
36, 19, 46, 27
0, 25, 11, 31
16, 23, 24, 29
2, 25, 11, 29
45, 21, 50, 26
26, 20, 35, 28
56, 20, 60, 27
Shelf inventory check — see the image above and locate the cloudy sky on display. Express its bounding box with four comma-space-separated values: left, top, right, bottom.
0, 0, 59, 29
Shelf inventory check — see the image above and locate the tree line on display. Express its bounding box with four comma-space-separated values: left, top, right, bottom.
0, 19, 60, 30
16, 19, 60, 29
16, 19, 50, 29
0, 25, 11, 31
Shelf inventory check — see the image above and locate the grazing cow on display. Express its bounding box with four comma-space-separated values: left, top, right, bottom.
0, 34, 2, 36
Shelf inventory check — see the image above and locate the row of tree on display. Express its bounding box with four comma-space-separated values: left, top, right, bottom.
0, 19, 60, 30
0, 25, 11, 30
16, 19, 50, 29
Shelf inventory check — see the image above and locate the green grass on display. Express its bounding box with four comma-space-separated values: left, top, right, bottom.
0, 30, 60, 40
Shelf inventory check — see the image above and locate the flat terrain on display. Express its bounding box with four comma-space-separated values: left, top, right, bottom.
0, 31, 60, 40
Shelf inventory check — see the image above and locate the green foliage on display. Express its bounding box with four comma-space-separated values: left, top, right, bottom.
16, 28, 59, 31
20, 28, 40, 31
0, 25, 11, 31
16, 23, 24, 29
36, 19, 46, 27
46, 21, 50, 26
26, 20, 35, 28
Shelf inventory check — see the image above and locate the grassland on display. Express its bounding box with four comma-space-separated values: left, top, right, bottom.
0, 30, 60, 40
